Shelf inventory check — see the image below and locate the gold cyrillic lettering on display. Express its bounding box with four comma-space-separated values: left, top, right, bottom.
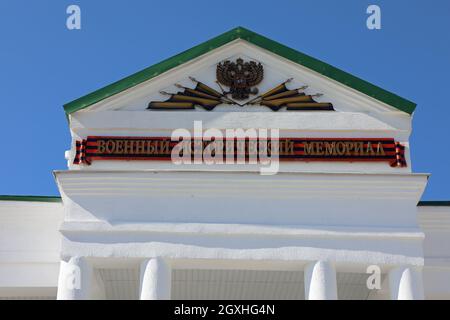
123, 140, 133, 154
354, 142, 363, 155
304, 142, 314, 155
376, 142, 385, 155
105, 140, 115, 154
324, 142, 336, 155
135, 140, 145, 154
115, 140, 123, 154
366, 142, 375, 155
286, 140, 294, 155
146, 141, 155, 154
316, 142, 324, 155
159, 140, 170, 154
97, 140, 106, 153
336, 142, 346, 155
345, 142, 354, 156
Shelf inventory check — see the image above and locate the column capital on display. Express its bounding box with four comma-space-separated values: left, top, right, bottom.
389, 265, 424, 300
140, 257, 171, 300
304, 260, 338, 300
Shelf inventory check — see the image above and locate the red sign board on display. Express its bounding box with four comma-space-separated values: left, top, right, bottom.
74, 136, 406, 168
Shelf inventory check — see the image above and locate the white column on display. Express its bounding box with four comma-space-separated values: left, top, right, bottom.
304, 260, 338, 300
389, 266, 424, 300
139, 258, 171, 300
57, 256, 92, 300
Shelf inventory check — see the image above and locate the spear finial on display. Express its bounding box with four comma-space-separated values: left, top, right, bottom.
215, 80, 227, 95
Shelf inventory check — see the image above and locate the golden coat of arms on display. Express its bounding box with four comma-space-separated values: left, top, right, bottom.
216, 58, 264, 100
147, 57, 334, 111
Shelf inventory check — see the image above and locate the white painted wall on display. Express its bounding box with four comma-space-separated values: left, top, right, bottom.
0, 201, 447, 299
418, 205, 450, 299
53, 170, 427, 277
0, 201, 63, 298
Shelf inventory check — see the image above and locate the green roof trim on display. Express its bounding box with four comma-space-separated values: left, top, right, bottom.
418, 201, 450, 207
63, 26, 416, 116
0, 195, 62, 203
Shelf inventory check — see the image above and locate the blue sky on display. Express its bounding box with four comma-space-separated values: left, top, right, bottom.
0, 0, 449, 200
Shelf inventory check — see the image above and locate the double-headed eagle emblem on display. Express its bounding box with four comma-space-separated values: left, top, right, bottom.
147, 57, 334, 111
216, 58, 264, 100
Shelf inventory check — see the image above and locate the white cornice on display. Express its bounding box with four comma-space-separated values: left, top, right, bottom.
60, 221, 424, 240
54, 170, 428, 201
70, 111, 407, 135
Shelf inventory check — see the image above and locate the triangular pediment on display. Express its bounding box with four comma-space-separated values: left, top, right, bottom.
85, 47, 341, 113
64, 27, 415, 117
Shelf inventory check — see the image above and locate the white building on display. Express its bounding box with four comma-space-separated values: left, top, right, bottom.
1, 27, 449, 300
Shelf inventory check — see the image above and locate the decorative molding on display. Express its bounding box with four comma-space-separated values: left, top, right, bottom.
148, 76, 334, 112
61, 239, 425, 267
60, 221, 424, 241
55, 170, 428, 200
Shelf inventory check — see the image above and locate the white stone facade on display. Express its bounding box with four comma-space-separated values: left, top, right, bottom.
1, 36, 449, 300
